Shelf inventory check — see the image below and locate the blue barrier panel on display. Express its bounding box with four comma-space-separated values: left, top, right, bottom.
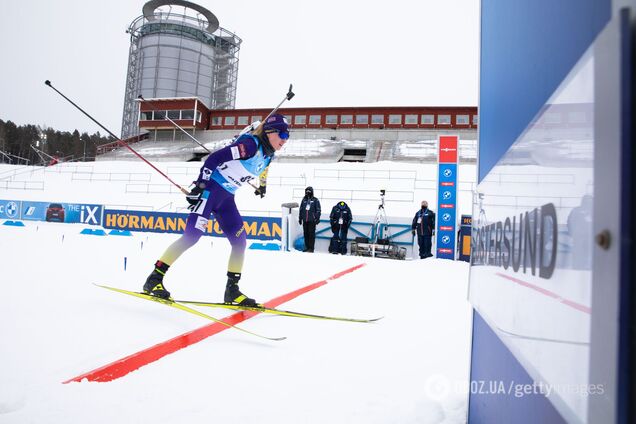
248, 242, 281, 251
109, 230, 133, 236
80, 228, 107, 236
3, 220, 25, 227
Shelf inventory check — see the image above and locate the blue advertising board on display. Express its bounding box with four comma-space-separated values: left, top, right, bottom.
435, 135, 459, 260
0, 199, 103, 225
0, 200, 21, 220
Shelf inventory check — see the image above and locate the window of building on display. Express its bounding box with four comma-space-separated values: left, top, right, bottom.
224, 116, 236, 126
251, 115, 262, 123
456, 114, 469, 125
472, 114, 478, 125
356, 114, 369, 124
167, 110, 181, 120
309, 115, 321, 124
196, 111, 202, 123
438, 114, 451, 125
284, 115, 292, 125
237, 116, 249, 126
181, 110, 195, 120
389, 114, 402, 125
326, 115, 338, 125
153, 110, 166, 120
294, 115, 307, 125
371, 114, 384, 124
140, 111, 153, 121
421, 114, 434, 124
405, 114, 418, 125
340, 115, 353, 124
211, 116, 222, 126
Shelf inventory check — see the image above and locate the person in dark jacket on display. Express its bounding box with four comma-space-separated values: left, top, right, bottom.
299, 186, 321, 252
411, 200, 436, 259
329, 201, 352, 254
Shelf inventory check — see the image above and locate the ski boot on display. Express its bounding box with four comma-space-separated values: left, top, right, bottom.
224, 272, 258, 307
143, 260, 171, 299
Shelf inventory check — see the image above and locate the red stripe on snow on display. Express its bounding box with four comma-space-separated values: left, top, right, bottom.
63, 263, 366, 383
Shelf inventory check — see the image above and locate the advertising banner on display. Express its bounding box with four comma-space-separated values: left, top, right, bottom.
0, 199, 102, 225
436, 135, 459, 259
0, 199, 21, 220
103, 209, 282, 241
21, 201, 103, 225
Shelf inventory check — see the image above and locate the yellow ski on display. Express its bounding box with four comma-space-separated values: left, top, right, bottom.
95, 284, 286, 342
176, 300, 383, 323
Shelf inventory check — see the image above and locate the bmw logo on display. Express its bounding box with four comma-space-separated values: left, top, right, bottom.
6, 201, 18, 218
443, 191, 452, 200
442, 235, 450, 244
443, 169, 452, 178
443, 213, 451, 222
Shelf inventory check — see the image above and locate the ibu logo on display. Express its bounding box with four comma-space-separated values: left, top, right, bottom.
441, 235, 451, 245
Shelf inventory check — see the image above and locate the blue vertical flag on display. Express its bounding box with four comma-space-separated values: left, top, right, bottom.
436, 135, 459, 260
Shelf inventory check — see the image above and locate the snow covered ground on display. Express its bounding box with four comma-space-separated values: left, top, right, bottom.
0, 160, 473, 423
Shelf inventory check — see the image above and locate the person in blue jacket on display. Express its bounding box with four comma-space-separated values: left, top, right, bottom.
329, 201, 352, 254
143, 114, 290, 306
411, 200, 436, 259
299, 186, 321, 252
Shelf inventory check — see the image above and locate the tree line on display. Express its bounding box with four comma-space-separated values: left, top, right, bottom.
0, 119, 115, 165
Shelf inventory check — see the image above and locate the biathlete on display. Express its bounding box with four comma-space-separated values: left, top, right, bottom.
143, 114, 290, 306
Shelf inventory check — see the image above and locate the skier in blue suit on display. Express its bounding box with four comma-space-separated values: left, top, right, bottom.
143, 114, 290, 306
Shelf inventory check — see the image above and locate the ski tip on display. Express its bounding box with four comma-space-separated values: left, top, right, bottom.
272, 336, 287, 341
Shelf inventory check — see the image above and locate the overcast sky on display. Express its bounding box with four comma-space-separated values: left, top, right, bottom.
0, 0, 479, 136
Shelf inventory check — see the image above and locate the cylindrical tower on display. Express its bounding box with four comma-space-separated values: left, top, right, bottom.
121, 0, 242, 138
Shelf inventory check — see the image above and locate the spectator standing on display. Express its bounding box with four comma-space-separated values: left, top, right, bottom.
411, 200, 436, 259
329, 201, 352, 254
299, 186, 321, 252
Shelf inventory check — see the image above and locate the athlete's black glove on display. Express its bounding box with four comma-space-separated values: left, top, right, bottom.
186, 184, 204, 209
254, 185, 266, 198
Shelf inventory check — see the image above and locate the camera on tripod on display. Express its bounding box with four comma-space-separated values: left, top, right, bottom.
350, 188, 406, 260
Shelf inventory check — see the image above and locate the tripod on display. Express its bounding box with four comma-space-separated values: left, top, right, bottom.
370, 190, 390, 244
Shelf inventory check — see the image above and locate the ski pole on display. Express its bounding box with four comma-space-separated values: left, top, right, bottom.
45, 80, 189, 194
255, 84, 295, 132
